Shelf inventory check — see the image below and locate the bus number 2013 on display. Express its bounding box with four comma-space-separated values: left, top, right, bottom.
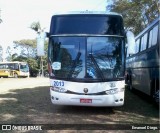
53, 81, 64, 87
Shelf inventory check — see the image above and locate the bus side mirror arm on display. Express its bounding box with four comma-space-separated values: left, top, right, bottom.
46, 32, 50, 38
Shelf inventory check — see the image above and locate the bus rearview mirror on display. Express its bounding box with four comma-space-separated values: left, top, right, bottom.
37, 32, 47, 56
126, 31, 135, 55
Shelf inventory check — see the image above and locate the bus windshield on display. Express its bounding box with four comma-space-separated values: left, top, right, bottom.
20, 63, 29, 72
50, 15, 124, 35
49, 36, 124, 81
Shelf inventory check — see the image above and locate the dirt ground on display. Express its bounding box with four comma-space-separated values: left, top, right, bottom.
0, 77, 159, 133
0, 77, 50, 93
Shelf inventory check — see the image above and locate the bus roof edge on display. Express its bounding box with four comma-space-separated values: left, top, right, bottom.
52, 11, 122, 16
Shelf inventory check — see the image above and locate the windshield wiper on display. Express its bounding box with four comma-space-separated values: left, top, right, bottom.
67, 52, 81, 78
67, 43, 81, 78
88, 53, 105, 81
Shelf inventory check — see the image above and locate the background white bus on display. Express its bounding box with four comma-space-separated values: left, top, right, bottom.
0, 61, 29, 78
38, 11, 135, 106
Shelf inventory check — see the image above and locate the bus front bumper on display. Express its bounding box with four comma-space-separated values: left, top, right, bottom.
50, 89, 125, 107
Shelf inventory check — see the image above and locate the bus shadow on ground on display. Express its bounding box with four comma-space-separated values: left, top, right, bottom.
0, 86, 159, 125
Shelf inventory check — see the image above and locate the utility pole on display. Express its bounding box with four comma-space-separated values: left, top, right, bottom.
36, 25, 45, 77
41, 56, 44, 77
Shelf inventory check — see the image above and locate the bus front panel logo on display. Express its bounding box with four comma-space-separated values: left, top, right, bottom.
84, 88, 88, 93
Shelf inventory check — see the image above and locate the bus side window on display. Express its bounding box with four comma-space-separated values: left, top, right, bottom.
6, 64, 9, 69
15, 64, 19, 70
8, 64, 14, 70
148, 25, 158, 48
140, 33, 148, 51
152, 25, 158, 46
0, 64, 5, 69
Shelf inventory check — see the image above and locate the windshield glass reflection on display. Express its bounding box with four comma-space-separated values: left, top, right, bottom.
87, 37, 123, 79
49, 36, 124, 81
49, 37, 85, 79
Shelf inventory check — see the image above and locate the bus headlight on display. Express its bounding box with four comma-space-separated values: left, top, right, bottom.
50, 86, 67, 93
106, 88, 124, 95
105, 88, 118, 95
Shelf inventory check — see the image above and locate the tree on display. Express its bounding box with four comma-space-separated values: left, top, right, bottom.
26, 57, 39, 77
12, 39, 39, 76
30, 21, 48, 77
108, 0, 159, 35
13, 39, 37, 58
30, 21, 41, 32
6, 46, 13, 61
30, 21, 46, 33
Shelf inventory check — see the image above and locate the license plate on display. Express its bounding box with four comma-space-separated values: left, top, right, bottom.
80, 99, 92, 103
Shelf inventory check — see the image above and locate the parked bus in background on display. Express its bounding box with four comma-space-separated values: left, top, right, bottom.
0, 61, 29, 78
125, 17, 159, 104
37, 11, 135, 106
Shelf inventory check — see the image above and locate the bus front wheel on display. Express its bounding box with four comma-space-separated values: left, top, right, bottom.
14, 73, 18, 78
128, 76, 133, 91
151, 79, 159, 104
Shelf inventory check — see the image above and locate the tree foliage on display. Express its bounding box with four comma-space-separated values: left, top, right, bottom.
12, 38, 48, 76
108, 0, 159, 35
9, 39, 37, 76
30, 21, 41, 32
13, 39, 37, 48
13, 39, 36, 58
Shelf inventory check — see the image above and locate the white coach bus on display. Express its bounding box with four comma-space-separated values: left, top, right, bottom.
38, 11, 135, 106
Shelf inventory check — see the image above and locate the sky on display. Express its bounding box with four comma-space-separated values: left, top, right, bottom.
0, 0, 108, 48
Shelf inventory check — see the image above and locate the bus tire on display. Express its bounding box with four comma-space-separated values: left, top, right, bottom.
14, 73, 18, 78
151, 79, 159, 104
128, 76, 133, 91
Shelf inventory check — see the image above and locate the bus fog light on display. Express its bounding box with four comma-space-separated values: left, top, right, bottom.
106, 88, 118, 95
